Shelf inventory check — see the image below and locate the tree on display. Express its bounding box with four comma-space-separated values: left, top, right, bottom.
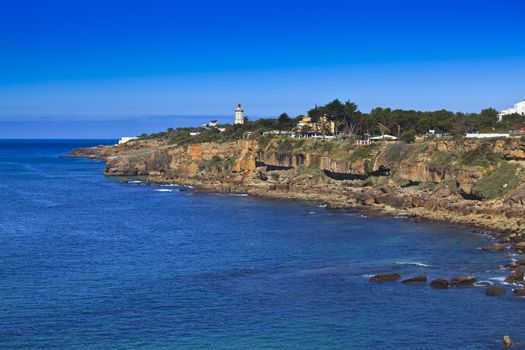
401, 129, 416, 143
452, 114, 466, 140
307, 104, 322, 122
277, 113, 292, 129
377, 122, 390, 136
342, 101, 359, 135
478, 108, 499, 130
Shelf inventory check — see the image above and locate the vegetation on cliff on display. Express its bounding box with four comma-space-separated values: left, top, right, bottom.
137, 99, 525, 146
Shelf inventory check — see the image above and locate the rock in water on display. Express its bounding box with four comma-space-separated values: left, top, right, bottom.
480, 244, 506, 252
514, 288, 525, 297
401, 275, 427, 284
515, 242, 525, 249
502, 335, 512, 347
504, 271, 524, 284
515, 258, 525, 266
430, 279, 449, 289
369, 273, 401, 283
485, 286, 505, 296
451, 276, 476, 287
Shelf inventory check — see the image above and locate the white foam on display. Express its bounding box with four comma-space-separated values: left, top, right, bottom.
395, 261, 431, 268
489, 276, 512, 286
155, 189, 173, 192
128, 180, 142, 184
317, 204, 327, 208
474, 281, 494, 287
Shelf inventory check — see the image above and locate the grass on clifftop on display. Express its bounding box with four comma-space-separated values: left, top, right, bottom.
471, 162, 520, 199
460, 144, 502, 167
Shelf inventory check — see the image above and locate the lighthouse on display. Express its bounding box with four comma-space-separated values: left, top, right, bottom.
234, 103, 244, 124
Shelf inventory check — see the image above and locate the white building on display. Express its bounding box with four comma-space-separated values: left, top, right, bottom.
465, 133, 510, 139
234, 103, 244, 124
369, 134, 398, 142
499, 98, 525, 120
118, 137, 137, 145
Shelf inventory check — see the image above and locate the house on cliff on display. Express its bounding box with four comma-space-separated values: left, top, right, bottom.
499, 98, 525, 120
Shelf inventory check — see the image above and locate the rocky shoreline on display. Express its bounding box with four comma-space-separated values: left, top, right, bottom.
72, 137, 525, 296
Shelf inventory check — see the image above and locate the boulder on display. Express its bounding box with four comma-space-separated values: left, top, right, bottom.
401, 275, 427, 284
504, 261, 517, 269
514, 241, 525, 249
514, 288, 525, 297
480, 244, 506, 252
369, 273, 401, 283
485, 286, 505, 296
451, 276, 477, 287
503, 335, 513, 347
515, 258, 525, 266
516, 265, 525, 274
431, 279, 449, 289
504, 271, 524, 284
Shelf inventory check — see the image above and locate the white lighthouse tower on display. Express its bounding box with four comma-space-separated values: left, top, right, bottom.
234, 103, 244, 124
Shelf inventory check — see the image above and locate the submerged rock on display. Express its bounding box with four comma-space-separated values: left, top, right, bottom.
401, 275, 427, 284
480, 244, 506, 252
430, 279, 449, 289
515, 258, 525, 266
451, 276, 477, 287
485, 286, 505, 296
369, 273, 401, 283
513, 288, 525, 297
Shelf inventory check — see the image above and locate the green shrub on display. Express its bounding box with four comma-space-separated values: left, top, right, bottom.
295, 165, 326, 181
429, 151, 458, 173
460, 144, 502, 167
349, 144, 378, 161
471, 162, 519, 199
270, 173, 280, 181
401, 129, 417, 143
382, 142, 413, 165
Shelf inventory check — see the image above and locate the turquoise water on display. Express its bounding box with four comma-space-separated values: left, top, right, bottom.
0, 140, 523, 349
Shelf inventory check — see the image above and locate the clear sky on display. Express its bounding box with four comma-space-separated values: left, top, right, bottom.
0, 0, 524, 137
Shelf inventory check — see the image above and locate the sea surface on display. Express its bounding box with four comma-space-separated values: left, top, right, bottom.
0, 139, 524, 350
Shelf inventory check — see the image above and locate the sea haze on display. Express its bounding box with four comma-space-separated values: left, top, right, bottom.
0, 140, 523, 349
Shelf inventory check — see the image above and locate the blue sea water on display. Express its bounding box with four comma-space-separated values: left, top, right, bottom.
0, 139, 524, 350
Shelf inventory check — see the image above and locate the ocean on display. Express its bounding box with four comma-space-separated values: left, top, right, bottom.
0, 139, 523, 349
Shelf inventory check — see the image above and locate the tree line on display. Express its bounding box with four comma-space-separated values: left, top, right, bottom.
141, 99, 525, 144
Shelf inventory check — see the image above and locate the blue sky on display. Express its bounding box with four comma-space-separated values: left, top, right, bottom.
0, 0, 524, 137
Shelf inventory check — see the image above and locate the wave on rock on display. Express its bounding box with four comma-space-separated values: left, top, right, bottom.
395, 261, 431, 268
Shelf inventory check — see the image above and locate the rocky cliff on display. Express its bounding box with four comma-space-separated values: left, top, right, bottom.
74, 137, 525, 249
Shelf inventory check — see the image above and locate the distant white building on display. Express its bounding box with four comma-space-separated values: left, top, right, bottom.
369, 134, 398, 142
234, 103, 245, 124
499, 98, 525, 120
202, 120, 219, 128
465, 133, 510, 139
118, 137, 137, 145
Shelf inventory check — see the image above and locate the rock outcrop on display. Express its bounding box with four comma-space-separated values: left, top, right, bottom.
401, 276, 427, 284
430, 279, 450, 289
485, 286, 505, 296
451, 276, 477, 287
369, 273, 401, 283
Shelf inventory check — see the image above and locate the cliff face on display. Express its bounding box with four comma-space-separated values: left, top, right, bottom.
74, 137, 525, 246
